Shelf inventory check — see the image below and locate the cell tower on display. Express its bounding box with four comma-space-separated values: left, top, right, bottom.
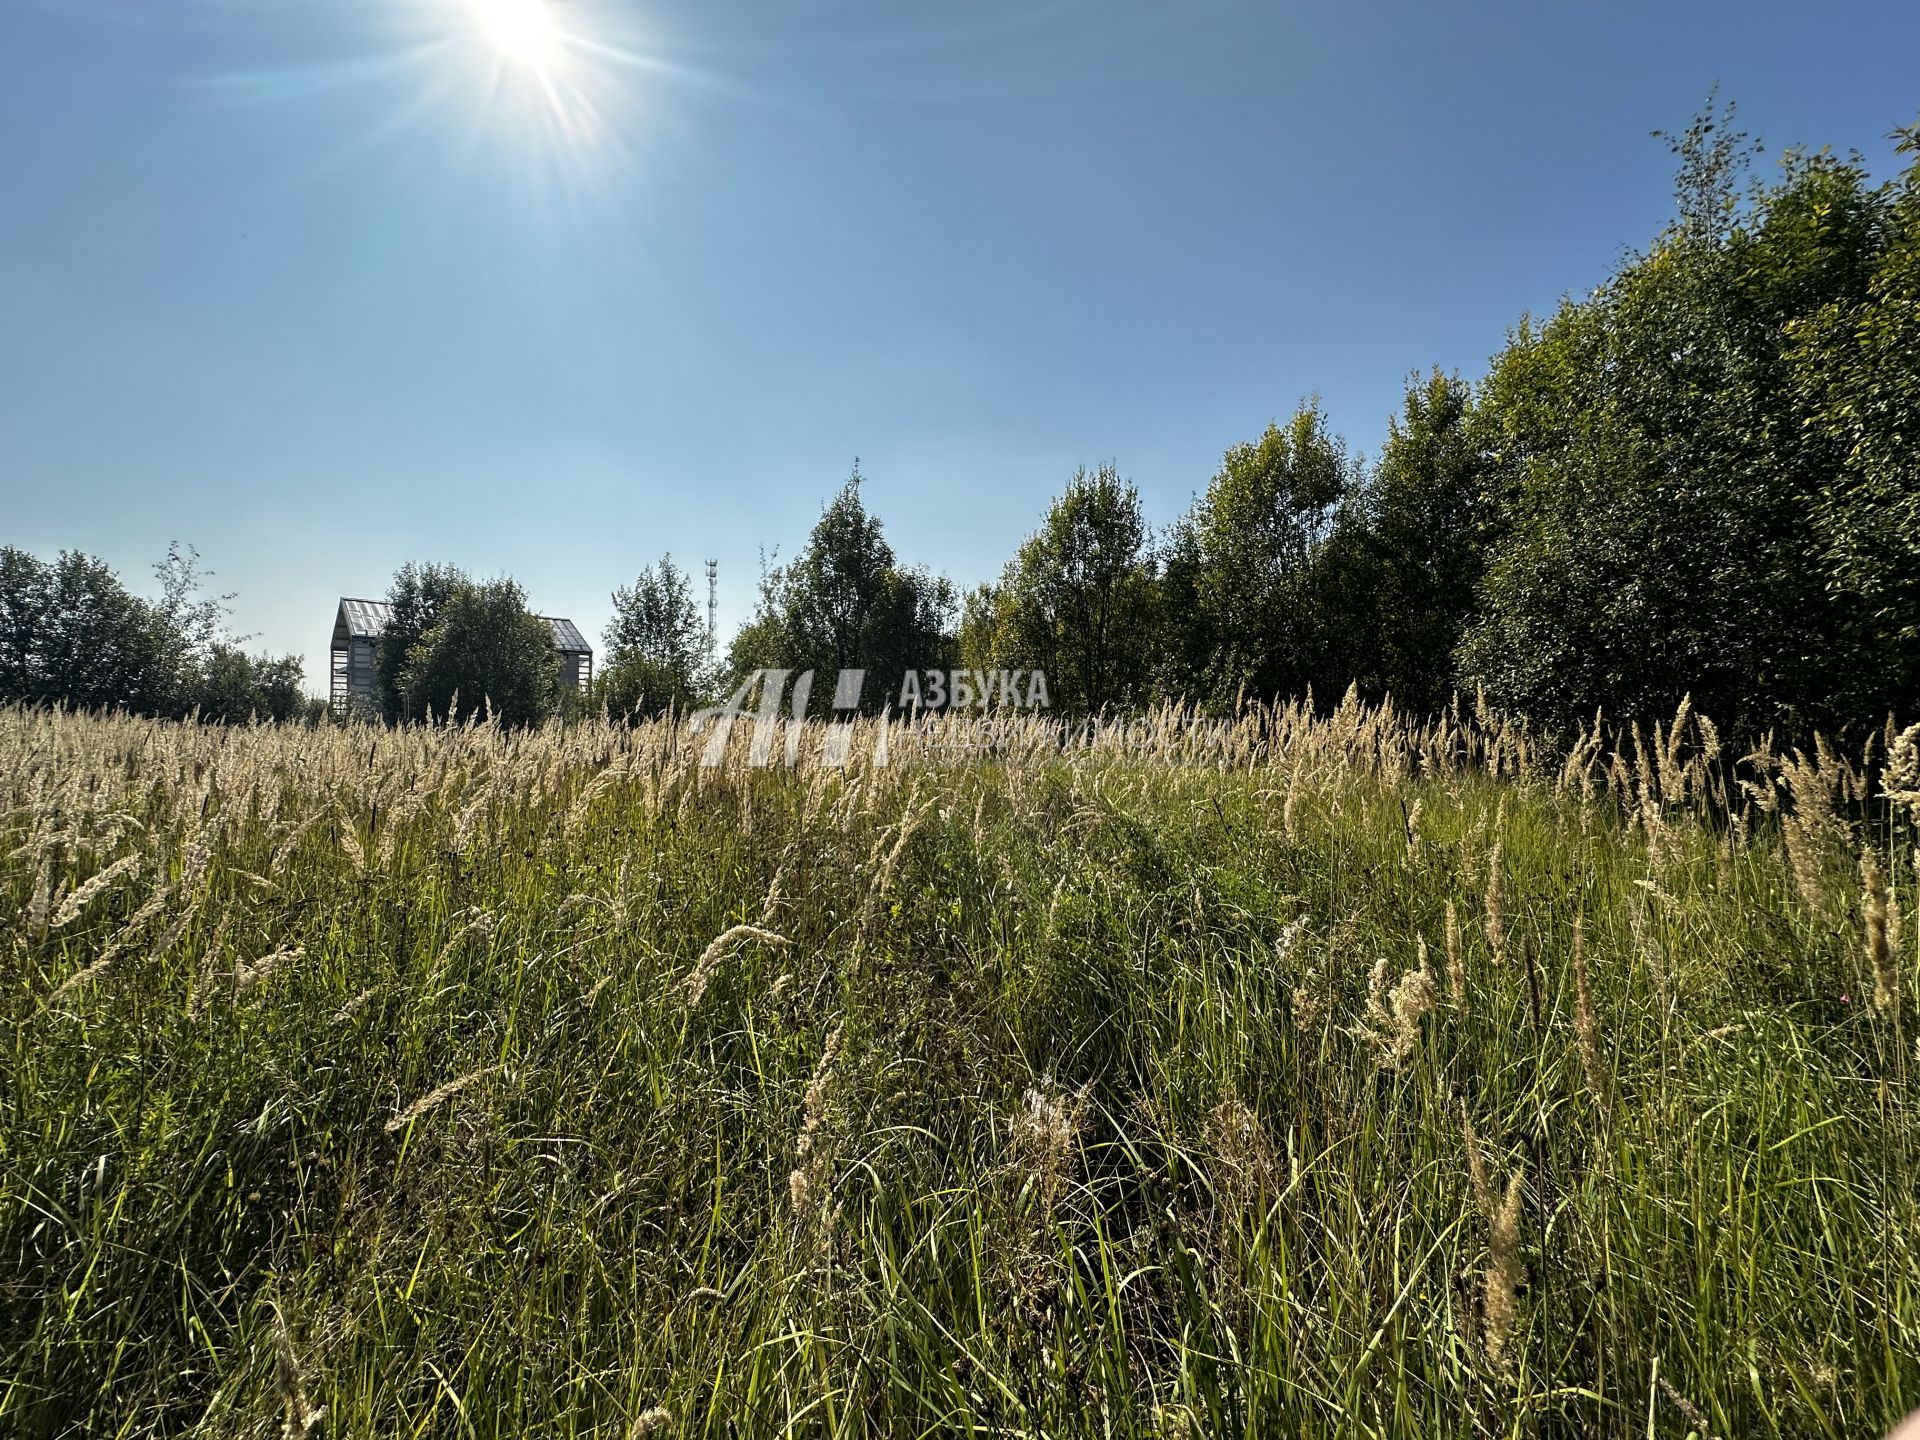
704, 559, 719, 656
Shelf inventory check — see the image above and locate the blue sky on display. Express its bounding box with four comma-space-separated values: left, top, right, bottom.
3, 0, 1916, 692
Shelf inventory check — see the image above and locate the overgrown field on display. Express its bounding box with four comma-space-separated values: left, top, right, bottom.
3, 702, 1917, 1438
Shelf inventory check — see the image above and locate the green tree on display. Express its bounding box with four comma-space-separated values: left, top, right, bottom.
1359, 372, 1493, 712
726, 468, 953, 713
1784, 118, 1920, 717
377, 562, 467, 723
984, 464, 1155, 715
151, 542, 235, 701
1172, 404, 1356, 708
400, 577, 556, 727
954, 582, 1003, 677
195, 646, 310, 723
1461, 103, 1891, 735
597, 554, 711, 719
0, 547, 47, 702
0, 544, 311, 720
0, 547, 176, 712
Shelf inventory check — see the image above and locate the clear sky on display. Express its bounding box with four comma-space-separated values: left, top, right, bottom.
3, 0, 1916, 692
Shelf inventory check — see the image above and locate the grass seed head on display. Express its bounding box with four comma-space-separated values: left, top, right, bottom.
1571, 919, 1610, 1117
1483, 841, 1506, 966
1865, 853, 1897, 1014
1482, 1169, 1525, 1373
385, 1065, 501, 1134
1445, 901, 1466, 1008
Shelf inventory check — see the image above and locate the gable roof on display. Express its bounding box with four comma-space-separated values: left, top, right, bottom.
542, 616, 591, 654
336, 597, 391, 641
333, 598, 591, 655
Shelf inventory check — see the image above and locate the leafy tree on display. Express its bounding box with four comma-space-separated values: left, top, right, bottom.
0, 547, 176, 711
1784, 117, 1920, 718
597, 554, 712, 719
1171, 404, 1356, 707
954, 582, 1003, 676
0, 547, 46, 702
377, 563, 467, 723
151, 543, 235, 695
981, 464, 1156, 715
0, 544, 311, 719
1357, 371, 1493, 712
1460, 103, 1891, 735
399, 577, 556, 727
726, 468, 953, 713
195, 646, 310, 723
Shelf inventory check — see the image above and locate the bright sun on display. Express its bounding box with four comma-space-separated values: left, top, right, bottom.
471, 0, 563, 70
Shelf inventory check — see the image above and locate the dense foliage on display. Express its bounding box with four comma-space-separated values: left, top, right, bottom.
396, 575, 559, 727
728, 108, 1919, 740
727, 469, 954, 714
0, 544, 311, 721
960, 463, 1156, 714
375, 563, 468, 724
593, 554, 713, 720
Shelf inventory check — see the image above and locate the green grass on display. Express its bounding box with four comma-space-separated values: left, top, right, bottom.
1, 704, 1915, 1438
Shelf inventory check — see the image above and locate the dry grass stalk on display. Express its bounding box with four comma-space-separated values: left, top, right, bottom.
49, 852, 141, 931
268, 806, 329, 877
1780, 750, 1841, 911
1291, 972, 1325, 1036
1571, 919, 1610, 1118
1012, 1079, 1091, 1211
1483, 841, 1506, 967
1461, 1104, 1525, 1372
25, 854, 52, 940
273, 1304, 325, 1440
385, 1065, 501, 1134
853, 795, 931, 949
1207, 1096, 1279, 1201
1364, 948, 1438, 1066
190, 944, 302, 1019
1656, 1375, 1724, 1440
426, 910, 497, 988
333, 986, 380, 1024
685, 923, 791, 1008
1461, 1103, 1494, 1219
1445, 902, 1466, 1008
789, 1022, 844, 1225
1864, 854, 1897, 1014
235, 945, 302, 997
1657, 694, 1693, 807
1483, 1171, 1525, 1372
1884, 724, 1920, 827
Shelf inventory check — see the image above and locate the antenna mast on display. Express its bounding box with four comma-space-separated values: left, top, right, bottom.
704, 559, 719, 656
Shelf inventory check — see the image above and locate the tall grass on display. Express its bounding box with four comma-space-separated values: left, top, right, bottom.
1, 698, 1915, 1437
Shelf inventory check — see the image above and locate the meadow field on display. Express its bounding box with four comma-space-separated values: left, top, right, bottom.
2, 700, 1916, 1439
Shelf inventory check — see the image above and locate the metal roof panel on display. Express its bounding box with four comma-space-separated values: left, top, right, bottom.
337, 598, 393, 639
542, 616, 592, 653
336, 598, 589, 654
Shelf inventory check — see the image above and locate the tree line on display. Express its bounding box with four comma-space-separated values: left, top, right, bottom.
714, 106, 1920, 739
0, 544, 314, 723
5, 106, 1915, 739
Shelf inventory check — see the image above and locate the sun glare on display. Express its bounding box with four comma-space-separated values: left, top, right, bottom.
471, 0, 563, 70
